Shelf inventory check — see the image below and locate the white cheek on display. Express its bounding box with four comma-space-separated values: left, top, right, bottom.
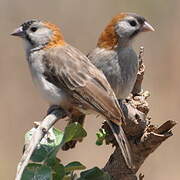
115, 21, 130, 36
31, 28, 52, 45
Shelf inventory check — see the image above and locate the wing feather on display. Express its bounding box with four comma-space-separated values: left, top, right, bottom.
43, 44, 124, 124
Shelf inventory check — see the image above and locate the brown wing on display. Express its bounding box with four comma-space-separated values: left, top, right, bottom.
43, 44, 124, 125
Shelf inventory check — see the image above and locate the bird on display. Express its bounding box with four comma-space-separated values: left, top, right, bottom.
88, 13, 154, 101
65, 13, 155, 151
11, 19, 134, 168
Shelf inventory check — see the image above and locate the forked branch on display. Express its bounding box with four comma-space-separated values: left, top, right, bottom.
103, 47, 176, 180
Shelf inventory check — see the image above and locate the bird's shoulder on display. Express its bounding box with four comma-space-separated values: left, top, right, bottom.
88, 47, 117, 65
42, 44, 114, 94
43, 44, 98, 73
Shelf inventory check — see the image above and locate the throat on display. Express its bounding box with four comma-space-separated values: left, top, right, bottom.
30, 44, 46, 53
24, 40, 46, 55
117, 38, 133, 48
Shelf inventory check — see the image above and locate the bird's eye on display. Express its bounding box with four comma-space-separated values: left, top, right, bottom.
30, 27, 38, 32
129, 20, 137, 27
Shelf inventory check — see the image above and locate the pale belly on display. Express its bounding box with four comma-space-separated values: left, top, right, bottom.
31, 72, 97, 115
31, 71, 72, 108
28, 57, 100, 116
111, 74, 137, 100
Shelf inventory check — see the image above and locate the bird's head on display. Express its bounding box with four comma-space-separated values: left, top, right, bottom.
11, 19, 65, 51
97, 13, 155, 49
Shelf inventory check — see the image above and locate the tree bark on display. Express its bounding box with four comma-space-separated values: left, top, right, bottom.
103, 47, 176, 180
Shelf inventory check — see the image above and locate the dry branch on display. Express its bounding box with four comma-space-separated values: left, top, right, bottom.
15, 107, 67, 180
15, 47, 176, 180
103, 47, 176, 180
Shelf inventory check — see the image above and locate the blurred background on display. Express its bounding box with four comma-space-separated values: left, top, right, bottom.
0, 0, 180, 179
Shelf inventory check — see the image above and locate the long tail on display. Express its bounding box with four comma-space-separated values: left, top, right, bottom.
106, 120, 134, 169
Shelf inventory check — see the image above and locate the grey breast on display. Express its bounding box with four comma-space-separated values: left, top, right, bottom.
88, 47, 138, 99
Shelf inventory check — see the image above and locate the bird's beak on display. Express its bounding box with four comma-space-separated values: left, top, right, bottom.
11, 26, 25, 37
141, 21, 155, 32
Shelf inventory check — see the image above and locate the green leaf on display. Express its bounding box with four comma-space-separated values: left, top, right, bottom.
24, 122, 87, 180
65, 161, 86, 173
25, 123, 86, 163
25, 127, 63, 162
52, 163, 65, 180
63, 176, 73, 180
96, 128, 107, 146
46, 123, 87, 164
46, 157, 60, 167
22, 163, 52, 180
63, 172, 78, 180
61, 122, 87, 145
78, 167, 112, 180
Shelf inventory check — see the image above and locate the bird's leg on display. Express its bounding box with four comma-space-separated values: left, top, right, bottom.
46, 105, 68, 139
47, 105, 67, 115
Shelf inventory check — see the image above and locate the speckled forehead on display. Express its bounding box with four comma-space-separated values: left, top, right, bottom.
21, 20, 40, 31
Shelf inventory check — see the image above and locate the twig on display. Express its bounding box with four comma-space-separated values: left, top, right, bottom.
15, 108, 67, 180
132, 46, 145, 95
139, 173, 144, 180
